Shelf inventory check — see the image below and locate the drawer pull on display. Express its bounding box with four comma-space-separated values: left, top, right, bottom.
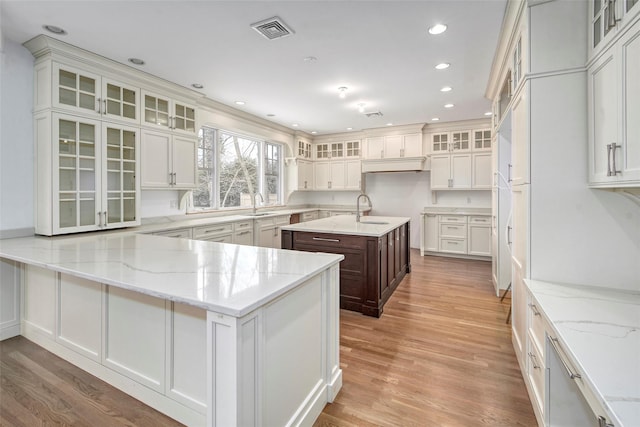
237, 231, 250, 235
528, 352, 541, 369
528, 303, 541, 316
549, 337, 581, 379
313, 237, 340, 243
205, 228, 225, 233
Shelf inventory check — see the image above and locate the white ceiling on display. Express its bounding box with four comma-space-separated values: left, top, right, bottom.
1, 0, 506, 136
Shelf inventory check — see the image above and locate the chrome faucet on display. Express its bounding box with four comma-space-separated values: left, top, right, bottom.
356, 193, 371, 222
252, 192, 264, 214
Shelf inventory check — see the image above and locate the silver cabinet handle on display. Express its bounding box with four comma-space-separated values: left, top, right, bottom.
237, 231, 251, 235
528, 303, 541, 316
607, 144, 613, 176
507, 226, 512, 245
400, 148, 405, 158
205, 228, 225, 233
313, 237, 340, 243
98, 211, 103, 227
507, 163, 512, 182
528, 352, 540, 369
96, 98, 101, 113
103, 211, 108, 227
549, 337, 581, 379
611, 143, 621, 176
380, 149, 384, 158
169, 172, 173, 185
598, 415, 615, 427
103, 99, 107, 115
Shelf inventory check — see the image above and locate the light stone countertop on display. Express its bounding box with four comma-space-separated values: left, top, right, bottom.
526, 279, 640, 427
421, 207, 492, 215
0, 233, 343, 317
281, 215, 410, 237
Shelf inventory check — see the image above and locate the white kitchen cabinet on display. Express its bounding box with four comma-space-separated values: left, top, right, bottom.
365, 133, 423, 159
233, 220, 254, 245
297, 139, 312, 159
467, 216, 491, 256
0, 259, 20, 340
439, 215, 468, 255
153, 228, 192, 239
588, 19, 640, 187
431, 133, 450, 153
345, 160, 362, 190
472, 152, 493, 189
286, 158, 313, 191
44, 63, 140, 126
314, 161, 346, 190
344, 140, 361, 158
255, 215, 290, 248
420, 214, 439, 254
301, 211, 319, 222
450, 131, 471, 152
473, 129, 492, 151
34, 112, 140, 235
590, 0, 640, 55
511, 84, 530, 186
141, 90, 196, 136
193, 223, 233, 243
140, 129, 197, 189
430, 154, 472, 189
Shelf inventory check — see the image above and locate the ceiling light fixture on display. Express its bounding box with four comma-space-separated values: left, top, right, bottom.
428, 24, 448, 35
484, 111, 493, 116
303, 56, 317, 62
43, 25, 67, 35
346, 127, 353, 131
235, 101, 246, 105
432, 117, 440, 121
192, 83, 204, 89
440, 86, 452, 92
435, 63, 450, 70
292, 123, 299, 127
128, 58, 145, 66
386, 123, 393, 126
311, 131, 318, 134
358, 103, 366, 113
444, 103, 454, 108
338, 86, 348, 99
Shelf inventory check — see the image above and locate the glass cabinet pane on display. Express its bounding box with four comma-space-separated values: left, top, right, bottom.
104, 126, 137, 225
106, 83, 136, 120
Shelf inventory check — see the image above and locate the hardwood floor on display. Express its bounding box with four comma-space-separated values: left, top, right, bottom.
314, 251, 536, 427
0, 251, 535, 427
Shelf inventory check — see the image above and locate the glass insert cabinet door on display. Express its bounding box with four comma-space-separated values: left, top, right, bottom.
102, 79, 139, 123
55, 64, 100, 115
103, 124, 138, 225
55, 114, 101, 232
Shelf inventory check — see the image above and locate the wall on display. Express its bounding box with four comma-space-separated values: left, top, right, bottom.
0, 37, 34, 236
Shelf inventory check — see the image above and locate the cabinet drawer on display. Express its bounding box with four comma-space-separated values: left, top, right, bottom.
526, 335, 545, 417
199, 234, 233, 244
233, 220, 253, 232
302, 211, 318, 222
439, 223, 467, 238
528, 300, 547, 355
469, 215, 491, 225
439, 215, 467, 224
293, 232, 366, 250
274, 215, 291, 225
439, 238, 467, 254
193, 223, 233, 239
154, 228, 192, 239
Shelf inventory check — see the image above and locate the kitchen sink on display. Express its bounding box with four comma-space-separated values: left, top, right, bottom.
359, 221, 389, 225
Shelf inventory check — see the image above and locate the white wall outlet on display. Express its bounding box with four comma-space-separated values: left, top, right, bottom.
170, 200, 178, 209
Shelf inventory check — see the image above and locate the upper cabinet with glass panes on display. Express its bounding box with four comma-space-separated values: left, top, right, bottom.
141, 90, 197, 135
591, 0, 640, 56
344, 140, 361, 158
473, 129, 492, 151
51, 63, 139, 125
297, 140, 312, 159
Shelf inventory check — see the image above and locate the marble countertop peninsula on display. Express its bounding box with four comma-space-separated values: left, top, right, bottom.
281, 215, 410, 237
0, 234, 343, 317
421, 207, 492, 215
526, 279, 640, 426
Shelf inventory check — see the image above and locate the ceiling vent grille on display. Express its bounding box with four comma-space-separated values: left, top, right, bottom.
365, 111, 384, 118
251, 16, 294, 40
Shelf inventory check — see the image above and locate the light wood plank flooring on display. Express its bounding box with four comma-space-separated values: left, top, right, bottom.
1, 250, 535, 426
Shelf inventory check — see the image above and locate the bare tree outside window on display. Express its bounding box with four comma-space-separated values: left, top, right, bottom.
193, 126, 282, 210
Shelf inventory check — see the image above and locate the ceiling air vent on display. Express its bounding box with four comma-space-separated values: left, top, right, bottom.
251, 16, 294, 40
365, 111, 384, 118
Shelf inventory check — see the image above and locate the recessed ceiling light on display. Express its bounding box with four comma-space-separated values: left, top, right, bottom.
338, 86, 348, 99
303, 56, 318, 62
346, 127, 353, 131
484, 111, 493, 116
292, 123, 299, 127
357, 103, 366, 113
432, 117, 440, 121
444, 103, 454, 108
192, 83, 204, 89
386, 123, 393, 126
428, 24, 448, 35
435, 63, 450, 70
235, 101, 246, 105
128, 58, 145, 66
311, 131, 317, 134
440, 86, 452, 92
43, 25, 67, 35
266, 113, 275, 117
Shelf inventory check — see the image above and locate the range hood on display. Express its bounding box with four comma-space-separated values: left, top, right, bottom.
361, 156, 429, 173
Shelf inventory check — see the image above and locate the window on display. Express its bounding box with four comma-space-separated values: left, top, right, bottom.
193, 127, 282, 210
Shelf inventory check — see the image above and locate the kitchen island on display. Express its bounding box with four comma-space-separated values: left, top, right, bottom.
0, 233, 343, 427
281, 215, 411, 317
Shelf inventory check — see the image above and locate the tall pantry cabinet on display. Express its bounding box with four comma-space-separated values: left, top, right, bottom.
488, 0, 640, 425
25, 35, 200, 235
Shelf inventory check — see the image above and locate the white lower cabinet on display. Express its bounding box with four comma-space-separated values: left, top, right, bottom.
256, 215, 290, 248
421, 213, 491, 258
193, 223, 233, 243
153, 227, 192, 239
0, 259, 20, 340
232, 220, 254, 245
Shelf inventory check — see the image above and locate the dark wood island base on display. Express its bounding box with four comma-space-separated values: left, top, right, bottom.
282, 222, 410, 317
